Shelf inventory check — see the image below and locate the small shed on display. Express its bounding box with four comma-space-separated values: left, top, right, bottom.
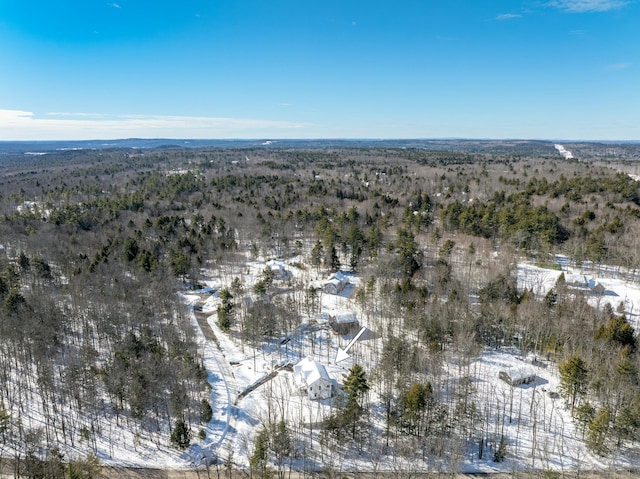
499, 367, 536, 387
293, 357, 334, 400
328, 311, 359, 335
323, 271, 349, 295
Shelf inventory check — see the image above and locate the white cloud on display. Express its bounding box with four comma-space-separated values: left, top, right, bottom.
110, 3, 121, 8
607, 62, 632, 70
495, 13, 522, 20
546, 0, 627, 12
0, 109, 309, 140
46, 112, 108, 118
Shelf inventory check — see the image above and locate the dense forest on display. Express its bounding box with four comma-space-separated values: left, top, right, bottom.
1, 142, 640, 477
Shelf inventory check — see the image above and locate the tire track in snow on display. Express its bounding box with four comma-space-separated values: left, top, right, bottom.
186, 295, 239, 461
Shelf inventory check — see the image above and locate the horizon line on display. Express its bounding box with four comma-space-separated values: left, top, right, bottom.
1, 137, 639, 144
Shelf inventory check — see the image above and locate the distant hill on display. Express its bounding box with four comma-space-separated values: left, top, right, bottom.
1, 138, 638, 159
0, 138, 556, 155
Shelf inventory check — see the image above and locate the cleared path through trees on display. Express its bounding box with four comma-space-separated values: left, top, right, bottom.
188, 294, 239, 463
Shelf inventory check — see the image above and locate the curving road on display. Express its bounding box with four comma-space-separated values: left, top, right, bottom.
185, 292, 239, 465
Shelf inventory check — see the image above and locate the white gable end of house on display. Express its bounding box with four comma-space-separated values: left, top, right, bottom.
293, 357, 334, 400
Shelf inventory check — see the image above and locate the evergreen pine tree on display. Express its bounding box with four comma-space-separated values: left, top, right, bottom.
250, 427, 270, 474
170, 418, 192, 449
200, 398, 213, 424
558, 355, 588, 412
586, 407, 611, 456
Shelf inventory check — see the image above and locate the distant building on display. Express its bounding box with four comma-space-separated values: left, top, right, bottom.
588, 280, 606, 295
323, 271, 349, 295
293, 357, 334, 400
499, 367, 536, 387
267, 260, 288, 280
328, 311, 359, 335
564, 274, 589, 289
564, 274, 606, 295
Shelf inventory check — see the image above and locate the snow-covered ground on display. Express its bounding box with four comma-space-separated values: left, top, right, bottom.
182, 257, 640, 473
5, 254, 640, 472
554, 144, 574, 160
518, 258, 640, 331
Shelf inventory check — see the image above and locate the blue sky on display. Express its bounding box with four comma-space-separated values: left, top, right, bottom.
0, 0, 638, 140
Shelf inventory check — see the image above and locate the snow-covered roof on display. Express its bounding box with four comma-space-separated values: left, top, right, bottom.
331, 311, 357, 324
501, 366, 536, 382
586, 279, 605, 292
324, 272, 350, 295
334, 271, 347, 282
293, 357, 331, 386
563, 274, 604, 293
326, 271, 348, 284
266, 260, 287, 278
564, 274, 589, 287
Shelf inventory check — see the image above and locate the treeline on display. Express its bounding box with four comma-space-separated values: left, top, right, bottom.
442, 192, 567, 250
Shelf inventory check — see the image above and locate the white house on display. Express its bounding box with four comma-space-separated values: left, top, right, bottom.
293, 357, 334, 400
323, 271, 349, 295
